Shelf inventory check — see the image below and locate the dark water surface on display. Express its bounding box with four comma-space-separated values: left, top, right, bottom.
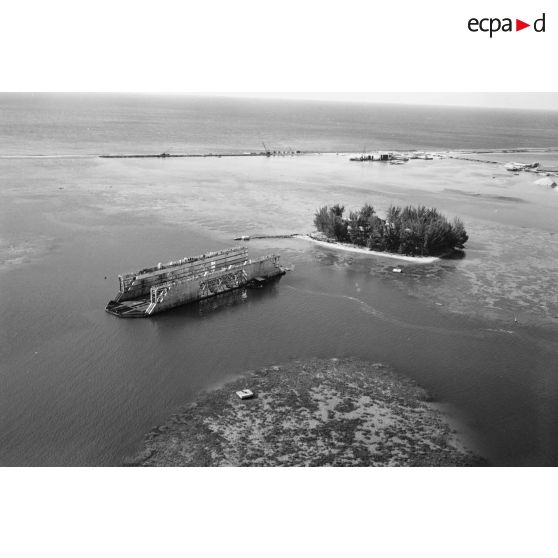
1, 95, 558, 465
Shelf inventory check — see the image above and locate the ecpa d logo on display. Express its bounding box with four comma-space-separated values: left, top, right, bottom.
468, 13, 546, 37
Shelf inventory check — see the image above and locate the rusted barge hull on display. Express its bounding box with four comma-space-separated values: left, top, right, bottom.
105, 246, 286, 318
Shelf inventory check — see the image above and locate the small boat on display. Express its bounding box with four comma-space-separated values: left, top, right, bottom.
236, 389, 254, 400
392, 267, 402, 273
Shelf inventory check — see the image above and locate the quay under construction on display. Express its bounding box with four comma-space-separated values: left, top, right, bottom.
106, 246, 286, 318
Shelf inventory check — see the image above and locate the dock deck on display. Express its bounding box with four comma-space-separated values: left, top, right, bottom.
105, 298, 150, 318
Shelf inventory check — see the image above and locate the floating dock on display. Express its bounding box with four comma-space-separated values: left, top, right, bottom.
106, 246, 286, 318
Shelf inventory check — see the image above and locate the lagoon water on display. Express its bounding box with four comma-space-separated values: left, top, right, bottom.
1, 94, 558, 465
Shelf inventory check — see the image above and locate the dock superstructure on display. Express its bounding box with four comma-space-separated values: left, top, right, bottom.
106, 246, 285, 318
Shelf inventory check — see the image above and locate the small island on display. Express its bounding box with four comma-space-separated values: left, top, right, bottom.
313, 203, 468, 257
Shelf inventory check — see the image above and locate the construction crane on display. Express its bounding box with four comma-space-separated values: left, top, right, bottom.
262, 142, 271, 157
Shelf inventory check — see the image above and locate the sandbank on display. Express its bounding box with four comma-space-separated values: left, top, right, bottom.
296, 234, 440, 263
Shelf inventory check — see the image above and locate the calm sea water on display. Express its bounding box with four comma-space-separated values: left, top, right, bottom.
1, 94, 558, 466
1, 93, 558, 156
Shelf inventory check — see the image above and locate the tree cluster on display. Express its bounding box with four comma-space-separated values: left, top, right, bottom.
313, 203, 468, 256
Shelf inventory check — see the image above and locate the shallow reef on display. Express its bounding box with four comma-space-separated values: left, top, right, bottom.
126, 358, 486, 467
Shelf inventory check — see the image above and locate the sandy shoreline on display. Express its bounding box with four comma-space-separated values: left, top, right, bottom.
296, 234, 440, 263
126, 358, 485, 467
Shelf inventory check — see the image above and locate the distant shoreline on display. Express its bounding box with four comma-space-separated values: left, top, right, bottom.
93, 148, 558, 175
97, 146, 558, 160
2, 146, 557, 162
296, 234, 441, 263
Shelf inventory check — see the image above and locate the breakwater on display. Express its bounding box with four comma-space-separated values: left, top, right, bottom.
99, 151, 306, 159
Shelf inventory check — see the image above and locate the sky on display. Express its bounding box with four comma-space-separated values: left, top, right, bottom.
203, 93, 558, 111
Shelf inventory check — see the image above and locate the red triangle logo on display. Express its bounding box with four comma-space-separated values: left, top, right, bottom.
516, 19, 530, 31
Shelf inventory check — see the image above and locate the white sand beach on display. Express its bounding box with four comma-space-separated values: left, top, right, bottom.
296, 234, 440, 263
